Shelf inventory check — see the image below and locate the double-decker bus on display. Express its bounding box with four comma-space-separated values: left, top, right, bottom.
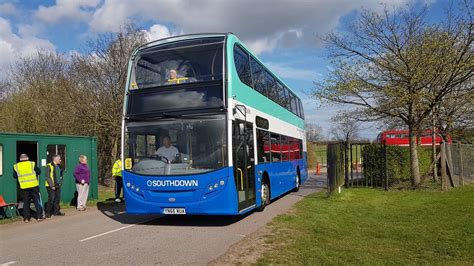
377, 129, 450, 146
121, 33, 307, 215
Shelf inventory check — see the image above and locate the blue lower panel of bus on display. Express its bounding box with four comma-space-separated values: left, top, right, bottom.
255, 155, 308, 201
123, 155, 307, 216
123, 167, 240, 215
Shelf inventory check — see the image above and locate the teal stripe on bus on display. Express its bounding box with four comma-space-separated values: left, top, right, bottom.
225, 35, 305, 129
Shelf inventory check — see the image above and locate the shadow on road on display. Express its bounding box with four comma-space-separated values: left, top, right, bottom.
96, 201, 250, 226
143, 213, 251, 226
96, 174, 325, 226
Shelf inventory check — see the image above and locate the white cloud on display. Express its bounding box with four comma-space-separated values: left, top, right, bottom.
89, 0, 129, 32
0, 3, 17, 16
0, 18, 55, 78
142, 24, 174, 42
86, 0, 411, 54
35, 0, 101, 24
246, 37, 278, 55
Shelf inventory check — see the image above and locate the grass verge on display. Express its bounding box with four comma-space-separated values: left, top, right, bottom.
257, 186, 474, 265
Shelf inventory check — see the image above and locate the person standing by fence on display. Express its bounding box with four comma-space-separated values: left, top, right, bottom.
13, 154, 44, 223
45, 155, 65, 217
112, 159, 123, 203
74, 155, 91, 211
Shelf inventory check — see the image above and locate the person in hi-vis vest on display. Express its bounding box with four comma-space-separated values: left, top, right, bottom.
13, 154, 44, 223
45, 154, 65, 217
112, 159, 123, 203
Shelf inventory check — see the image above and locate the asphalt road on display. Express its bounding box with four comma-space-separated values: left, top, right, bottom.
0, 173, 325, 265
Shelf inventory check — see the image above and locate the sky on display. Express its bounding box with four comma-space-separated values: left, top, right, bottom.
0, 0, 448, 139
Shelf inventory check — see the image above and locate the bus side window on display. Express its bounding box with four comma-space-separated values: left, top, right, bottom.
257, 130, 270, 163
288, 137, 296, 160
270, 133, 281, 162
233, 45, 253, 88
283, 87, 290, 111
264, 70, 277, 100
280, 136, 289, 161
250, 57, 266, 95
298, 139, 303, 159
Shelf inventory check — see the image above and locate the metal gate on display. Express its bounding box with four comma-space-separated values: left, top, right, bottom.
327, 141, 385, 193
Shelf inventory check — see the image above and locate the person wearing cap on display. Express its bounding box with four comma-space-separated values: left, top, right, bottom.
45, 154, 65, 217
13, 154, 44, 223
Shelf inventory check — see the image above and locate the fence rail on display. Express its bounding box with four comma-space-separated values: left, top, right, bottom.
448, 143, 474, 185
326, 141, 473, 194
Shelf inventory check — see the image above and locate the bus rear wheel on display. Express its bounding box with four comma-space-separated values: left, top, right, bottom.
292, 173, 301, 192
257, 181, 270, 211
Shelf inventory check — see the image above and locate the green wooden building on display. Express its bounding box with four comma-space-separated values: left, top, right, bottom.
0, 133, 98, 206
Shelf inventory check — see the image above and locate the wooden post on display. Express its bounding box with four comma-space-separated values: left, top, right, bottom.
431, 109, 438, 182
446, 143, 455, 188
441, 142, 447, 191
384, 141, 388, 191
344, 142, 349, 188
355, 145, 359, 186
350, 143, 354, 187
458, 142, 464, 186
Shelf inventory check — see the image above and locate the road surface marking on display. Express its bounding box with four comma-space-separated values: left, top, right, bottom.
1, 261, 17, 266
79, 224, 136, 242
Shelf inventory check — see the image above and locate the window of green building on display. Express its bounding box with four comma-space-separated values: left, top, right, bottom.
46, 144, 67, 169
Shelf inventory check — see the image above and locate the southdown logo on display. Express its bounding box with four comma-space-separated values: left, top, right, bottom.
147, 179, 199, 187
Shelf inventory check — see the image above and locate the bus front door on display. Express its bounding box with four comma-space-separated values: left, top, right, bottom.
232, 120, 256, 211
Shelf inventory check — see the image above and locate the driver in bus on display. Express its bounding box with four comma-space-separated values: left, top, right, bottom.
165, 69, 189, 85
155, 135, 179, 163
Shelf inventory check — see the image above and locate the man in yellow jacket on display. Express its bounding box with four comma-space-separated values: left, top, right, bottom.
112, 159, 123, 203
13, 154, 44, 223
45, 155, 65, 217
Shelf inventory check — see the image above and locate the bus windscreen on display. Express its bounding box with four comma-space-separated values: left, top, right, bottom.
133, 39, 224, 89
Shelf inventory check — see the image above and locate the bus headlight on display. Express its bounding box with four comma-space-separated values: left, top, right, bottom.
127, 182, 131, 187
205, 179, 227, 195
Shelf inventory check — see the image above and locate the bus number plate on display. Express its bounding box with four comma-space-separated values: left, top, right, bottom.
163, 208, 186, 215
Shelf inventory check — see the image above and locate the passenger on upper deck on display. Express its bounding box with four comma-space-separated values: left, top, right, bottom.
165, 69, 189, 85
155, 135, 180, 163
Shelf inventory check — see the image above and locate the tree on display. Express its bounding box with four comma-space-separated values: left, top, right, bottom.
67, 25, 147, 184
330, 112, 360, 188
305, 123, 324, 142
0, 25, 147, 185
434, 82, 474, 141
0, 51, 77, 134
314, 2, 473, 186
330, 113, 359, 143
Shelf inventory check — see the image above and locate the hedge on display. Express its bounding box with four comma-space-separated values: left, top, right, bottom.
362, 144, 432, 184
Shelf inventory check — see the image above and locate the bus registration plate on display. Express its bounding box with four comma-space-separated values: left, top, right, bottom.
163, 208, 186, 215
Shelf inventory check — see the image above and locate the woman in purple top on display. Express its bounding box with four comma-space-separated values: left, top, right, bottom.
73, 155, 91, 211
